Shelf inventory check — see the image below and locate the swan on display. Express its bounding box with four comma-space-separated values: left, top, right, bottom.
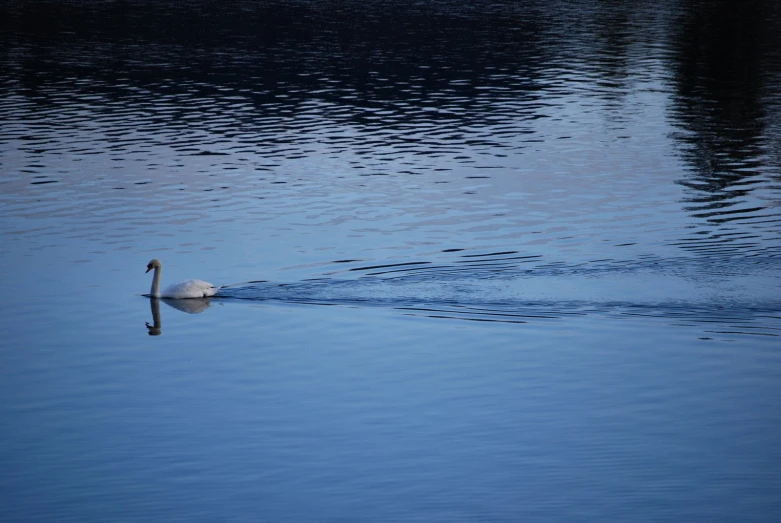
145, 259, 218, 299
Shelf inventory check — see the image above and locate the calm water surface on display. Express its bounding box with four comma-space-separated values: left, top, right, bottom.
2, 1, 781, 521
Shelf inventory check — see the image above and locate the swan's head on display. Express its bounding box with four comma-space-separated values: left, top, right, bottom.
146, 259, 162, 273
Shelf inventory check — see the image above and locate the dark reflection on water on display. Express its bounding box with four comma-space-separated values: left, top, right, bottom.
669, 0, 781, 258
2, 1, 779, 248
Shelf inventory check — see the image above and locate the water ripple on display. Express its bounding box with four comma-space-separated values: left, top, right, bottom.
219, 250, 781, 336
1, 0, 779, 327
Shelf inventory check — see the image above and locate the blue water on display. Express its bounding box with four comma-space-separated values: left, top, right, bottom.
2, 0, 781, 521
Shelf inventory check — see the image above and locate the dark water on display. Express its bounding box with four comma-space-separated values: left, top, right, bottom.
2, 1, 781, 521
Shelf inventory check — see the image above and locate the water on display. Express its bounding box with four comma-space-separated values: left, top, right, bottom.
2, 0, 781, 521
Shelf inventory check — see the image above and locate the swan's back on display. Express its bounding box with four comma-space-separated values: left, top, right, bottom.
161, 279, 218, 299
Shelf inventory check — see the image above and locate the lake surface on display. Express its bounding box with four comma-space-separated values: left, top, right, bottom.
2, 1, 781, 521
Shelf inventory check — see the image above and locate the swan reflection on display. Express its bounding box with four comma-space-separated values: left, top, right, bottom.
146, 297, 212, 336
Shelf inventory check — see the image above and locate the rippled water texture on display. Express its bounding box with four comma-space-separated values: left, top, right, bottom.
2, 1, 781, 521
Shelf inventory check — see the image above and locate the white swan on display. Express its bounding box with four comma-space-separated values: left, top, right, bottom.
145, 258, 218, 299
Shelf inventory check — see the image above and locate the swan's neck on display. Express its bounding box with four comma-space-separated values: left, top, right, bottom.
150, 266, 162, 298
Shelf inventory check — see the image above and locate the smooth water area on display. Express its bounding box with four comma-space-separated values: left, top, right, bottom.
2, 1, 781, 521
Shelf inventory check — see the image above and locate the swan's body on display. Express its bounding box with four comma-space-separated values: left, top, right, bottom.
146, 259, 218, 299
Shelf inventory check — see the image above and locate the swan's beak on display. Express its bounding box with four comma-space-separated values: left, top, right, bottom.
145, 266, 152, 273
